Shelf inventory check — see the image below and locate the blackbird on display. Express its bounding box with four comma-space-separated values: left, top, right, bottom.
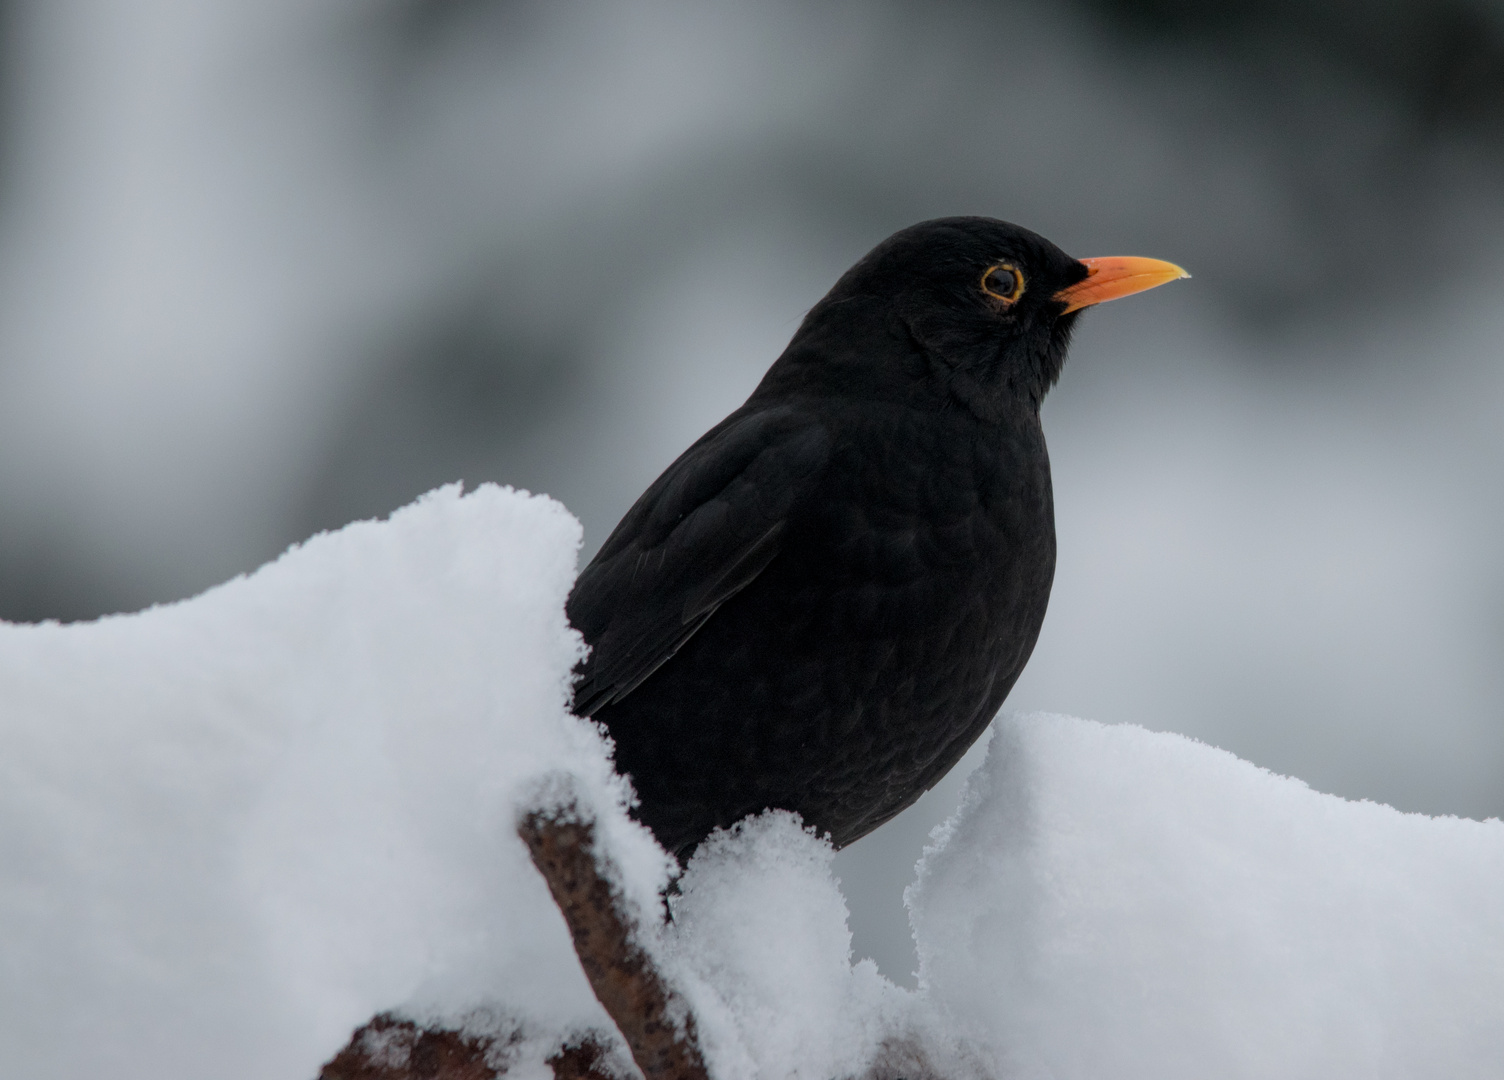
567, 217, 1186, 861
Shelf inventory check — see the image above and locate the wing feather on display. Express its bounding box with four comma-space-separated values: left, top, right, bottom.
567, 406, 827, 716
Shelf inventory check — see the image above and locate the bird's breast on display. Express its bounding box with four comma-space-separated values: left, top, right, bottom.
789, 404, 1054, 628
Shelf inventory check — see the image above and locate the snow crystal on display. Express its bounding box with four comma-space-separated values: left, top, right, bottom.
909, 712, 1504, 1080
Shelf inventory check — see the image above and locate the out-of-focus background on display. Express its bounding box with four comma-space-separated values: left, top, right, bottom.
0, 0, 1500, 982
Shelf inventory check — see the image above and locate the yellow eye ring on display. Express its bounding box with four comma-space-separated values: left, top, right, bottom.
982, 262, 1025, 303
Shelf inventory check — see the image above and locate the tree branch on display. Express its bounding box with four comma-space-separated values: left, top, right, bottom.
517, 795, 709, 1080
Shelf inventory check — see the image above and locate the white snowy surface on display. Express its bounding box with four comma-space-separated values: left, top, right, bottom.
910, 713, 1504, 1080
0, 484, 672, 1080
2, 484, 1502, 1080
664, 813, 943, 1080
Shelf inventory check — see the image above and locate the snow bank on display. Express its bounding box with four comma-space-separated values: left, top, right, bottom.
3, 484, 1501, 1080
909, 713, 1504, 1080
0, 484, 671, 1080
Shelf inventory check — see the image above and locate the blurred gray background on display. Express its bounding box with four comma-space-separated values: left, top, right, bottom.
1, 0, 1501, 983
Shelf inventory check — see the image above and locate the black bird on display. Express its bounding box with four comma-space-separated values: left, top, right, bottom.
567, 217, 1186, 861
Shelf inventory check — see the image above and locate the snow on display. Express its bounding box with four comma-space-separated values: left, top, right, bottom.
909, 714, 1504, 1080
663, 813, 918, 1080
3, 484, 1502, 1079
0, 484, 672, 1079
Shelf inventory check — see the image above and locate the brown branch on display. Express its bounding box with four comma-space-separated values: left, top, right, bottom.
546, 1034, 622, 1080
518, 794, 710, 1080
318, 1013, 508, 1080
318, 1013, 625, 1080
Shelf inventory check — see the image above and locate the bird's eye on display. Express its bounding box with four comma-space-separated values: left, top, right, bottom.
982, 263, 1024, 302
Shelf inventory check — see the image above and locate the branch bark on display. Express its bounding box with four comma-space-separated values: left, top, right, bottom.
317, 1013, 500, 1080
517, 797, 709, 1080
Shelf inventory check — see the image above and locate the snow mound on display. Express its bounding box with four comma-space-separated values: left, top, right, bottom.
665, 812, 918, 1080
0, 484, 672, 1080
909, 713, 1504, 1080
3, 484, 1502, 1080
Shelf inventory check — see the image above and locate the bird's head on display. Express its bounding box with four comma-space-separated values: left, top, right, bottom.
767, 216, 1187, 416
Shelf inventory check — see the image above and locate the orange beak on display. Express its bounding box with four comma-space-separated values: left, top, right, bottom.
1053, 256, 1190, 314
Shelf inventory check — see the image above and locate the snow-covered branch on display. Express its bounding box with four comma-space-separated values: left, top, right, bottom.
518, 792, 710, 1080
317, 782, 708, 1080
4, 485, 1501, 1080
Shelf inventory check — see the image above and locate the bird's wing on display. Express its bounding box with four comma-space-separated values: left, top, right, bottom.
567, 405, 830, 716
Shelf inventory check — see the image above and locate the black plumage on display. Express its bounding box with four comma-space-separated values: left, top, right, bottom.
567, 216, 1183, 861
